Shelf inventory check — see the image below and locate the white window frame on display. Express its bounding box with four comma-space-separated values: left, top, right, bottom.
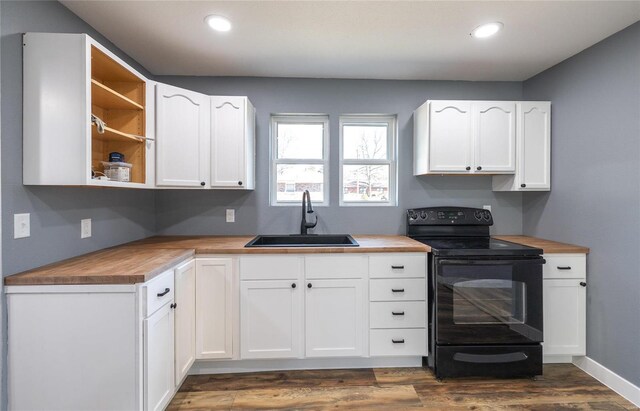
270, 114, 330, 206
339, 115, 397, 207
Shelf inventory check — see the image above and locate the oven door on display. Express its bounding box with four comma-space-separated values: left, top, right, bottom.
435, 257, 544, 345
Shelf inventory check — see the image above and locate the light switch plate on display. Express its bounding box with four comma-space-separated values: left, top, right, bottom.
14, 213, 30, 239
226, 209, 235, 223
483, 205, 492, 213
81, 219, 92, 238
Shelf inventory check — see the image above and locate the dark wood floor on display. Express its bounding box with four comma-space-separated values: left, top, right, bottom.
168, 364, 637, 410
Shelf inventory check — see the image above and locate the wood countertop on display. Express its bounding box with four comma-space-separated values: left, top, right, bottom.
4, 248, 194, 286
493, 235, 589, 254
123, 235, 431, 254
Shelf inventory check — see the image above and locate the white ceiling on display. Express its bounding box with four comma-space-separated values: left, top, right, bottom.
61, 1, 640, 81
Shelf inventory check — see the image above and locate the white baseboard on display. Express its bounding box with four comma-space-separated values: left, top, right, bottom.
543, 354, 573, 364
573, 356, 640, 407
190, 357, 423, 375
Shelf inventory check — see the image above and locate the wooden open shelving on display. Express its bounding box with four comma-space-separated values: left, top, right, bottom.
90, 45, 146, 184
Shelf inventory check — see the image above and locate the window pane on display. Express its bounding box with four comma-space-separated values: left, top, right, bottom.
277, 123, 324, 159
342, 164, 390, 202
276, 164, 324, 202
343, 124, 388, 160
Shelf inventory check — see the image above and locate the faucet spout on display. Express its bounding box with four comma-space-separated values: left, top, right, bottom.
300, 190, 318, 235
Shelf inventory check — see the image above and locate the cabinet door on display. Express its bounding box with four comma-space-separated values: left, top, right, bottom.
144, 303, 175, 411
543, 279, 586, 356
305, 279, 365, 358
474, 101, 516, 173
156, 83, 210, 187
174, 260, 196, 385
195, 258, 234, 359
428, 101, 472, 172
519, 102, 551, 190
210, 96, 254, 189
241, 280, 303, 359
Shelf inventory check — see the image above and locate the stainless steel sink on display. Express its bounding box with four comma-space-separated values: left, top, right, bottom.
245, 234, 359, 247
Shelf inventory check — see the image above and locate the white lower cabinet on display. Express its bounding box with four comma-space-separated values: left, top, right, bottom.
370, 329, 427, 357
542, 254, 587, 360
305, 279, 365, 357
174, 260, 196, 386
240, 279, 304, 359
144, 302, 175, 411
196, 258, 234, 359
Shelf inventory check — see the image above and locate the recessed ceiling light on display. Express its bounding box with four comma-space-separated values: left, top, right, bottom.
205, 15, 232, 32
471, 22, 503, 39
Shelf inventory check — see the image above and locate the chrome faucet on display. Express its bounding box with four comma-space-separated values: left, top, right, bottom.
300, 190, 318, 235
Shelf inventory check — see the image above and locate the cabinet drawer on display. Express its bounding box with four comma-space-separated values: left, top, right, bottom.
543, 254, 586, 279
240, 256, 303, 280
370, 254, 426, 278
370, 301, 426, 329
370, 279, 426, 301
370, 329, 426, 356
305, 255, 367, 279
143, 269, 175, 318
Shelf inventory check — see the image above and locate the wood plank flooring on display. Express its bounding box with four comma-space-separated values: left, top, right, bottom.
168, 364, 637, 410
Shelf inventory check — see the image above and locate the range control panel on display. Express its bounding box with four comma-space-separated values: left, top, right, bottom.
407, 207, 493, 226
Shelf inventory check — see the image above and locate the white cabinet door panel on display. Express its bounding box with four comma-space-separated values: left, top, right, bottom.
474, 101, 516, 173
240, 280, 303, 359
144, 303, 174, 411
543, 279, 586, 356
305, 279, 365, 357
196, 258, 234, 359
210, 96, 248, 188
156, 83, 210, 187
428, 101, 472, 172
520, 102, 551, 189
174, 260, 196, 385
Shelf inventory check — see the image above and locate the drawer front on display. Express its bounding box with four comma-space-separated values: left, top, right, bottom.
240, 256, 303, 280
370, 279, 426, 301
144, 269, 175, 318
370, 254, 426, 278
305, 255, 367, 279
370, 301, 426, 329
543, 254, 586, 279
370, 329, 426, 356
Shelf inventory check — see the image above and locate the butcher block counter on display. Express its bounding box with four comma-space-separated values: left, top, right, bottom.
494, 235, 590, 254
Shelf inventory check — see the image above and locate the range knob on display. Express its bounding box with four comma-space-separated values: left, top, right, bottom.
408, 210, 417, 220
420, 211, 427, 219
474, 210, 483, 220
483, 210, 491, 221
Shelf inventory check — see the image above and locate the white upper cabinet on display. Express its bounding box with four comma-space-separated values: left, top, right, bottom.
210, 96, 256, 189
156, 83, 210, 187
23, 33, 154, 188
474, 101, 516, 173
493, 102, 551, 191
425, 101, 473, 173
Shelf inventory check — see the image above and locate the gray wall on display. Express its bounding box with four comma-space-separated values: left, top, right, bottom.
1, 0, 157, 277
154, 76, 524, 236
523, 22, 640, 386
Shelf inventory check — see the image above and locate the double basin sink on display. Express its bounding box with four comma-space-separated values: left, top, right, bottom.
245, 234, 359, 248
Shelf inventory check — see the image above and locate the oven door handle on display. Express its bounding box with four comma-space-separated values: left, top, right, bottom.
438, 258, 545, 266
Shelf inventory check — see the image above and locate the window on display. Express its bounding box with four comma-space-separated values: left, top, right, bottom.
340, 115, 397, 206
271, 115, 329, 205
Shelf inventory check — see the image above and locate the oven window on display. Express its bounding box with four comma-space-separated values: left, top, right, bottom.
453, 279, 527, 325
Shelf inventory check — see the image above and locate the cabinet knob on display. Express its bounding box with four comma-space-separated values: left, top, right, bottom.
291, 283, 297, 289
477, 166, 482, 171
170, 303, 177, 309
238, 181, 243, 186
307, 283, 313, 288
200, 182, 205, 186
465, 166, 471, 171
521, 183, 527, 188
580, 282, 587, 287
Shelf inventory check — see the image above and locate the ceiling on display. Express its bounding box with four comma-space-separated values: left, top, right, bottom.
61, 1, 640, 81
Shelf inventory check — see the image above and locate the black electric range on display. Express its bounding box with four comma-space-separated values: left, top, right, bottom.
407, 206, 545, 379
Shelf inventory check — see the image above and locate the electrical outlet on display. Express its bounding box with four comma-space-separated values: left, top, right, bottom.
226, 209, 235, 223
14, 213, 30, 239
483, 205, 492, 213
81, 219, 92, 239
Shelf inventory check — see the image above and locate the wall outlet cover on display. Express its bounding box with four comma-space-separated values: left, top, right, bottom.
81, 218, 92, 239
226, 209, 235, 223
14, 213, 30, 239
483, 205, 492, 212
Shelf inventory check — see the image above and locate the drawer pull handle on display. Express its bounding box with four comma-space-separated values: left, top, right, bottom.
170, 303, 177, 309
391, 265, 405, 269
391, 288, 405, 293
392, 339, 405, 344
157, 288, 170, 297
392, 311, 405, 316
557, 266, 572, 270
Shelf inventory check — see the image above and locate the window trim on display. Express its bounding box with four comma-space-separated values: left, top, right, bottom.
339, 115, 398, 207
270, 114, 330, 206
